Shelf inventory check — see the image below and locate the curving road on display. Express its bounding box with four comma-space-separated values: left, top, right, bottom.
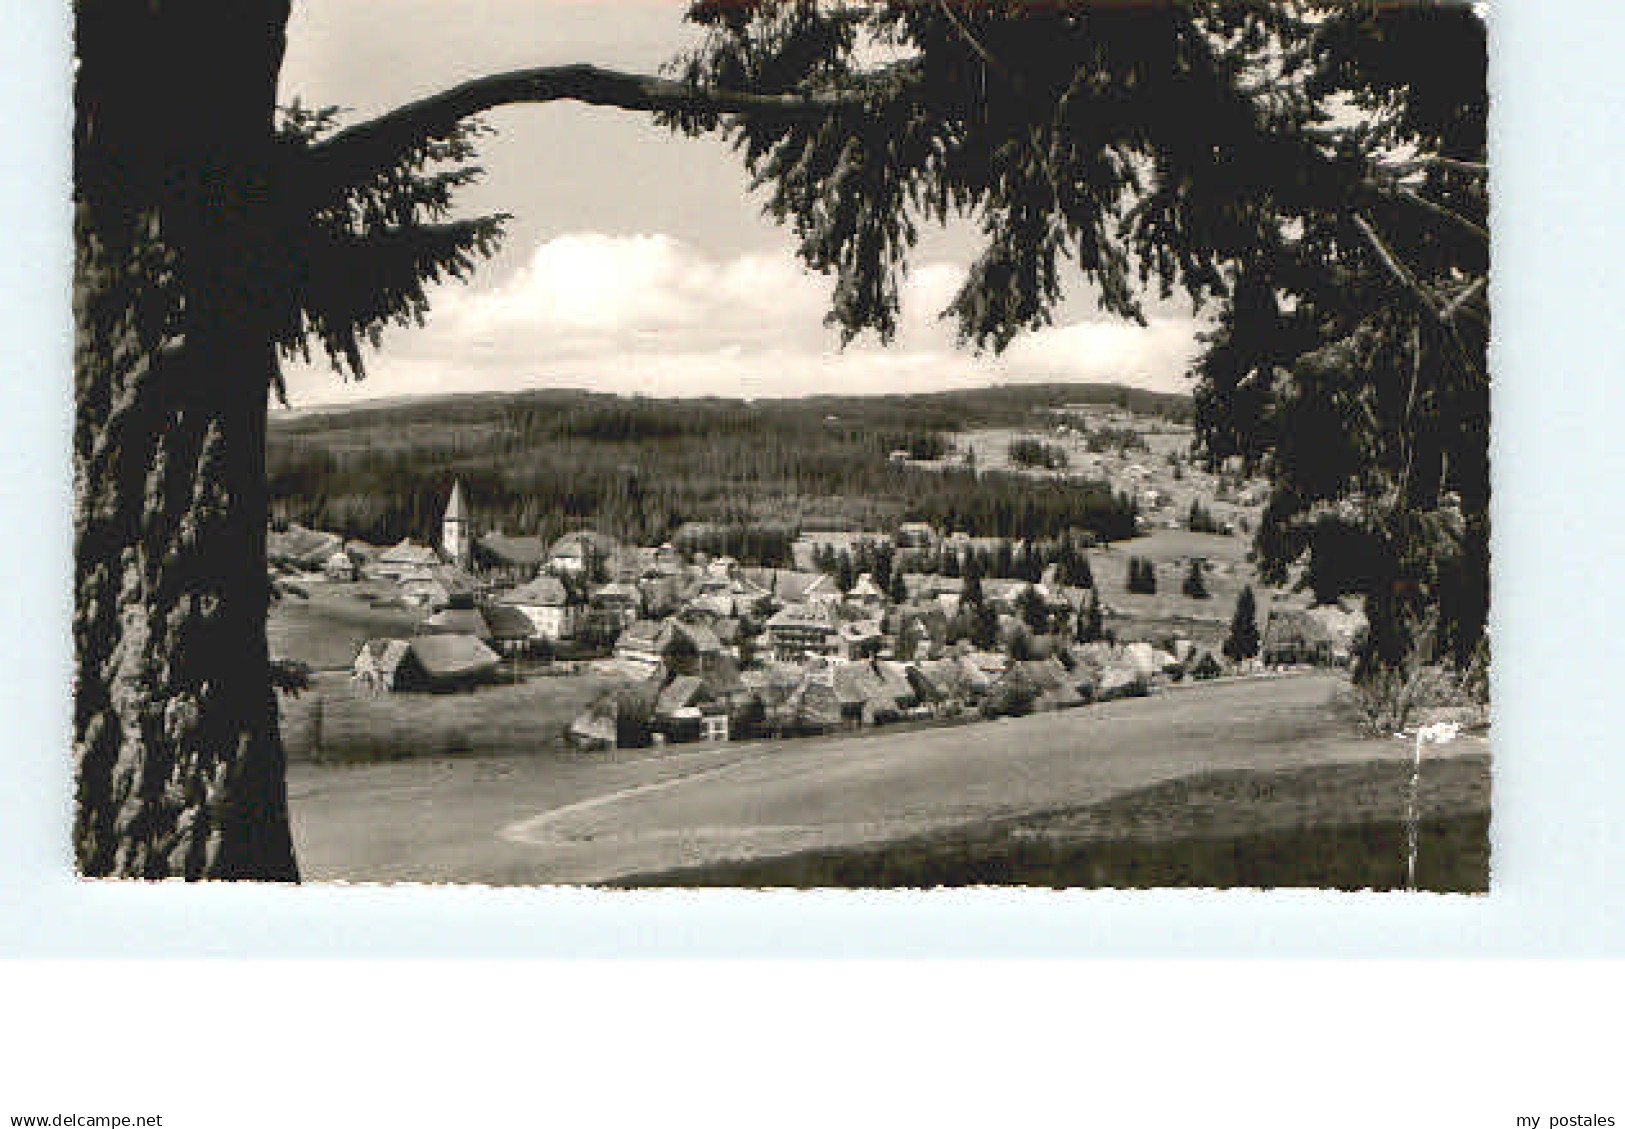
289, 672, 1484, 885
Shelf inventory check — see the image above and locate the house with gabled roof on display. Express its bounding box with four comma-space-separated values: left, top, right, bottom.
774, 677, 843, 736
613, 616, 725, 679
613, 619, 668, 679
475, 532, 547, 583
354, 635, 500, 693
685, 587, 738, 621
738, 568, 841, 610
846, 572, 886, 610
764, 602, 837, 662
831, 659, 918, 726
911, 657, 984, 706
900, 573, 964, 603
654, 675, 731, 744
496, 574, 581, 641
374, 538, 441, 580
407, 634, 502, 689
676, 619, 724, 663
888, 603, 949, 660
549, 530, 621, 576
323, 550, 357, 582
269, 524, 344, 570
416, 606, 492, 642
894, 522, 939, 551
567, 709, 618, 751
588, 580, 642, 637
353, 639, 412, 694
739, 661, 806, 709
478, 603, 538, 655
982, 579, 1033, 614
1261, 605, 1365, 668
397, 573, 450, 610
569, 678, 661, 750
836, 618, 885, 661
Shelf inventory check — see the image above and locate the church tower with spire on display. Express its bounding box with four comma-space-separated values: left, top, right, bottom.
441, 479, 472, 568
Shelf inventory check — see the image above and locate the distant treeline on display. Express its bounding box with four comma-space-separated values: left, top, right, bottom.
268, 385, 1166, 552
671, 522, 797, 567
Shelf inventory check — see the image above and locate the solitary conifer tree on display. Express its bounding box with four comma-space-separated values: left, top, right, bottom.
1080, 591, 1106, 644
1075, 553, 1096, 590
834, 551, 856, 594
1017, 584, 1050, 634
1224, 586, 1262, 663
971, 602, 1002, 652
1182, 559, 1211, 600
887, 568, 909, 608
960, 556, 985, 610
1127, 557, 1157, 595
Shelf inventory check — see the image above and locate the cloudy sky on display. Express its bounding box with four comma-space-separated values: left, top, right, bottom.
276, 0, 1206, 407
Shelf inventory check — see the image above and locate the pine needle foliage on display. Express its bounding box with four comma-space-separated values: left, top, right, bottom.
669, 0, 1487, 675
267, 104, 509, 397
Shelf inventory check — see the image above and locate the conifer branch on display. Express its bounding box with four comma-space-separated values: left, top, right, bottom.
1392, 185, 1488, 244
1440, 275, 1487, 321
1351, 212, 1440, 319
1380, 155, 1488, 179
1352, 212, 1486, 383
305, 63, 874, 195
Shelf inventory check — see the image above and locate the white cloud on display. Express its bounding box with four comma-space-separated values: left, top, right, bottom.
281, 233, 1206, 406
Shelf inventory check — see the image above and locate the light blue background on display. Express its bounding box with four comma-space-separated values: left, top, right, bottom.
4, 1, 1621, 958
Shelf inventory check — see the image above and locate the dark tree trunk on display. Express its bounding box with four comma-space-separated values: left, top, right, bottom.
73, 1, 298, 878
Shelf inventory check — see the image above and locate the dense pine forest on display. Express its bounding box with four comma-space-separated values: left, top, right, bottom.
268, 383, 1189, 551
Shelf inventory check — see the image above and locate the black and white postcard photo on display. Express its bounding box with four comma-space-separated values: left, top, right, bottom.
72, 0, 1489, 888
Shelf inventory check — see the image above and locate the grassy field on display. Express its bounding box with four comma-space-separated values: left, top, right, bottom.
270, 576, 623, 764
1089, 528, 1279, 632
268, 578, 420, 670
614, 754, 1491, 891
1111, 528, 1254, 566
280, 669, 618, 762
287, 672, 1490, 887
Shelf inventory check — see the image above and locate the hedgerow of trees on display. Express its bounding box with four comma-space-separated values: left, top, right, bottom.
1187, 499, 1222, 534
814, 531, 1100, 587
1007, 438, 1069, 471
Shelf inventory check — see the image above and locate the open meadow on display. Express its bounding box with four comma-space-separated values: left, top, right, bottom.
279, 669, 620, 762
626, 755, 1489, 890
270, 579, 617, 761
267, 578, 420, 671
1089, 528, 1288, 647
288, 673, 1489, 888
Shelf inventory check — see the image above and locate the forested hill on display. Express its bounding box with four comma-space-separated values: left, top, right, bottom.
267, 383, 1189, 552
273, 382, 1190, 432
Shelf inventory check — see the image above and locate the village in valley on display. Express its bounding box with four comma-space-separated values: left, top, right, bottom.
268, 398, 1369, 763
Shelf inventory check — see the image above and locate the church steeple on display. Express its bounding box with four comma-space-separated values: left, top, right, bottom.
442, 480, 471, 567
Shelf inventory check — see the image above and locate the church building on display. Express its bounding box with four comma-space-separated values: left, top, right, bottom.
442, 480, 472, 569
